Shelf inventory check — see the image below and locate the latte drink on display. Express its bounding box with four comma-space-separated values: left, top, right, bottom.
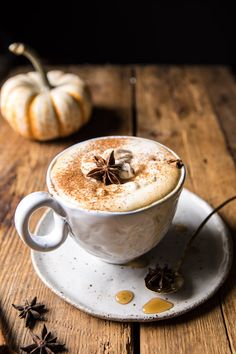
49, 137, 182, 212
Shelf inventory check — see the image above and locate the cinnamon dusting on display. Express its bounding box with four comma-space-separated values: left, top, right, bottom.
50, 137, 182, 211
52, 138, 128, 208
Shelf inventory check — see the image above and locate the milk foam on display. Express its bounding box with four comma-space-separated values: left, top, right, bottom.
49, 137, 182, 212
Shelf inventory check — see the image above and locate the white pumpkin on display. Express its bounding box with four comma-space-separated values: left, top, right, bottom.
0, 43, 92, 141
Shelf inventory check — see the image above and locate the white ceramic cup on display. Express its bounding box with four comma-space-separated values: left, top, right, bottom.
15, 136, 186, 264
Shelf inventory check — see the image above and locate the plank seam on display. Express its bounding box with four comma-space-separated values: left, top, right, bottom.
132, 323, 140, 354
130, 66, 140, 354
219, 300, 233, 354
130, 66, 137, 137
204, 88, 236, 165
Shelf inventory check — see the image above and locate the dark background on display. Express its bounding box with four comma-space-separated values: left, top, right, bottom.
0, 3, 235, 68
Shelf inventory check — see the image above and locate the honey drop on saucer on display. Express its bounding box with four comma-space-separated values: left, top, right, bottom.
143, 298, 173, 314
115, 290, 134, 304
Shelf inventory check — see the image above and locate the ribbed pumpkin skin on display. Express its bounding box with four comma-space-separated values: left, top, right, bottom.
0, 70, 92, 141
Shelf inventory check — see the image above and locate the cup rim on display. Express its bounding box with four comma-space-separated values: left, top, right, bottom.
46, 135, 186, 215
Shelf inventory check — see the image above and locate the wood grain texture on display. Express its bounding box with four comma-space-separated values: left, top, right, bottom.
199, 66, 236, 354
135, 66, 236, 354
1, 64, 236, 354
0, 65, 133, 353
200, 66, 236, 161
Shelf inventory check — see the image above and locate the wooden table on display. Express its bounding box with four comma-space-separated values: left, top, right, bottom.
0, 65, 236, 353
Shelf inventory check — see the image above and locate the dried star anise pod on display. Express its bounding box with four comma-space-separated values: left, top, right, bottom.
21, 324, 65, 353
167, 158, 184, 169
145, 265, 177, 293
12, 297, 46, 328
87, 150, 123, 185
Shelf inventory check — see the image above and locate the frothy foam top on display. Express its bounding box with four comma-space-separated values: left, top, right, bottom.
49, 137, 182, 212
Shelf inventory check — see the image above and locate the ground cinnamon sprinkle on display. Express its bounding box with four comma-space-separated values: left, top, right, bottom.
55, 159, 95, 202
52, 138, 128, 206
88, 138, 127, 153
50, 137, 182, 211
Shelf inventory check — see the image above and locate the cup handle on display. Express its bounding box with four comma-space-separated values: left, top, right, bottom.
15, 191, 69, 251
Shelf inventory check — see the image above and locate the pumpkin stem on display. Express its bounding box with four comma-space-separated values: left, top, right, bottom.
9, 43, 52, 89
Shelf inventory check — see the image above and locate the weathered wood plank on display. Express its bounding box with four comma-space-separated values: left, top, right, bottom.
200, 66, 236, 161
2, 64, 236, 354
136, 65, 236, 354
199, 66, 236, 354
0, 65, 133, 353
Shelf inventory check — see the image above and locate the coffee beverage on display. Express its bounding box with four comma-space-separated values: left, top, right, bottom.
49, 137, 182, 212
15, 135, 185, 262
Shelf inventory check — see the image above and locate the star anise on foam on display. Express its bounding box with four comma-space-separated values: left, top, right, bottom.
145, 265, 177, 294
12, 297, 46, 328
87, 150, 123, 185
168, 159, 184, 169
21, 324, 65, 353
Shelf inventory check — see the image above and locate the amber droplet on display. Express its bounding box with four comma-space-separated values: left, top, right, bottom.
115, 290, 134, 304
143, 298, 173, 314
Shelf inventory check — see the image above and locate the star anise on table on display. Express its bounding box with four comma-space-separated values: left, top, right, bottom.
145, 265, 177, 294
12, 297, 46, 328
87, 150, 123, 185
21, 324, 65, 353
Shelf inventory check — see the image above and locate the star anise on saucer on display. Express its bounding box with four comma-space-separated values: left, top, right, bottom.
12, 297, 46, 328
87, 150, 122, 185
145, 265, 177, 293
21, 324, 65, 353
168, 159, 184, 169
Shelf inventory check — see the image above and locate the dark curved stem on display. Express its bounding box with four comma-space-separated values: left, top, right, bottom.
175, 195, 236, 272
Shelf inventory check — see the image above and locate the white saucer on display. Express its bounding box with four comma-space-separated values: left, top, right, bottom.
31, 189, 233, 322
